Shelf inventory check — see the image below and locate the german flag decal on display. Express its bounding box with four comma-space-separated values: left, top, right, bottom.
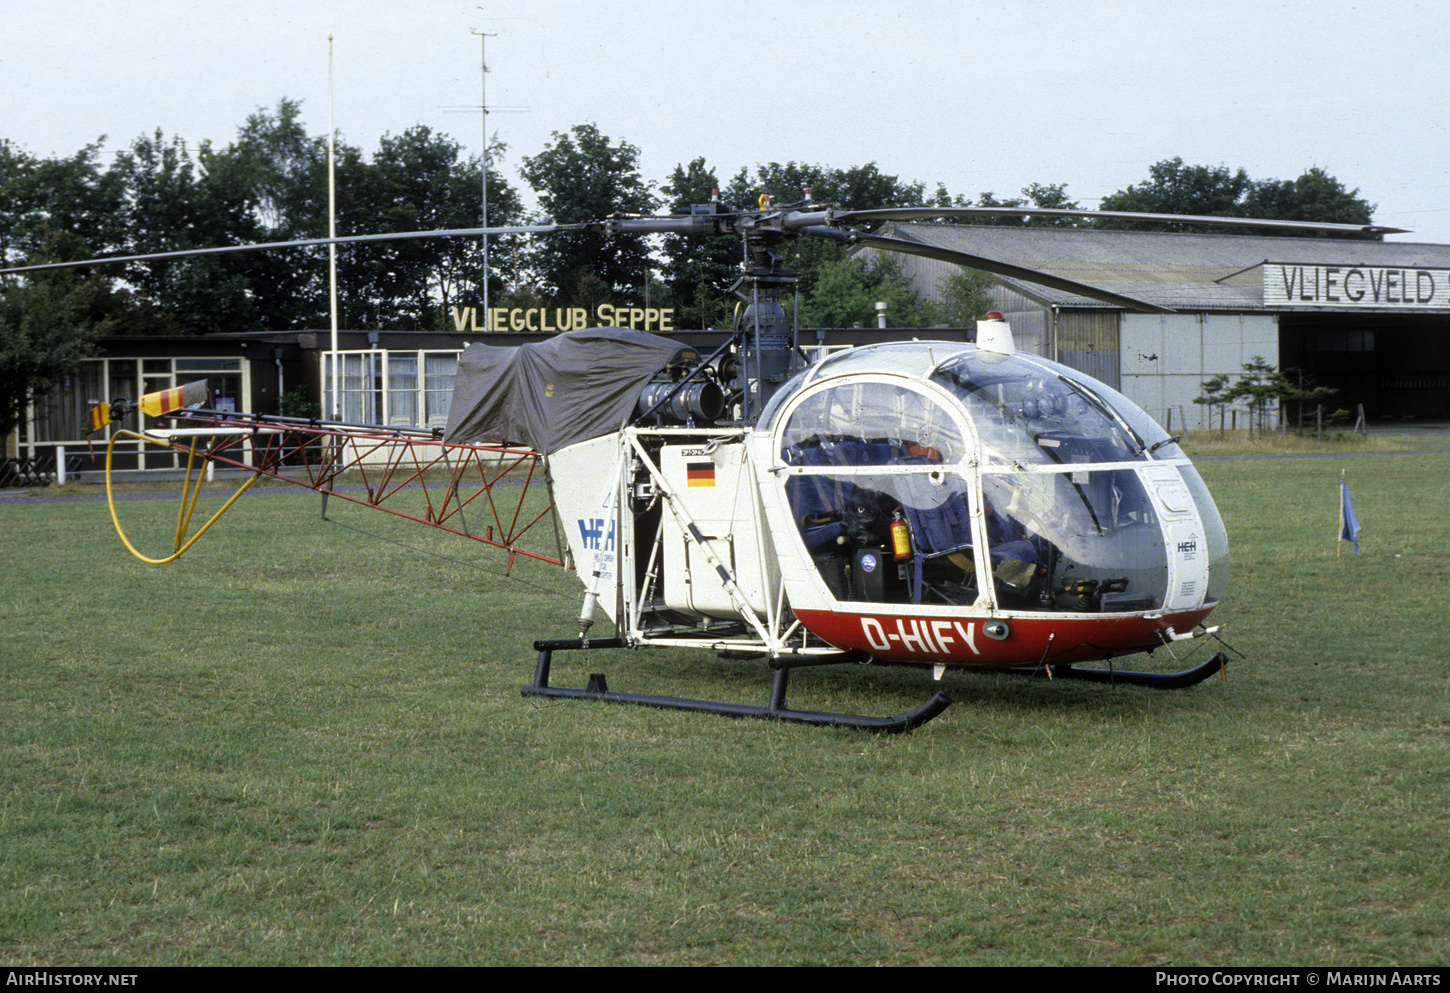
686, 462, 715, 487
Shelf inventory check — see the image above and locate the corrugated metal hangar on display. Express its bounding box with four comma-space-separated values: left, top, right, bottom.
861, 225, 1450, 426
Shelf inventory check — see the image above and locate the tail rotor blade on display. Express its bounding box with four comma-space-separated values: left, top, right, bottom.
138, 379, 210, 419
95, 379, 211, 432
88, 402, 112, 433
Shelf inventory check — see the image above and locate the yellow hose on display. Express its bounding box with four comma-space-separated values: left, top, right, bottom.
105, 429, 260, 564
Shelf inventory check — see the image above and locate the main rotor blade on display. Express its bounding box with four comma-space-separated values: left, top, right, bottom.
0, 224, 577, 276
829, 207, 1410, 237
818, 228, 1175, 313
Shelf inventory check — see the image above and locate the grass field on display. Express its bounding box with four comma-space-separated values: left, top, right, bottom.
1, 442, 1447, 966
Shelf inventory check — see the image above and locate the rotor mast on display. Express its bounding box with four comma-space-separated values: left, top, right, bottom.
734, 204, 800, 423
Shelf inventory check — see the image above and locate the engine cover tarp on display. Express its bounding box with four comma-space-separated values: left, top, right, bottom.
444, 327, 687, 453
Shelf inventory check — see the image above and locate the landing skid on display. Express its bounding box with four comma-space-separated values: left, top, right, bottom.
523, 639, 952, 733
1036, 651, 1230, 689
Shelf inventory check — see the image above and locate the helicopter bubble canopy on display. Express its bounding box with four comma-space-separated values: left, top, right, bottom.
765, 341, 1228, 625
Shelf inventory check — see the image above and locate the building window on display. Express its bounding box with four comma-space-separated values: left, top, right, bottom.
322, 350, 460, 431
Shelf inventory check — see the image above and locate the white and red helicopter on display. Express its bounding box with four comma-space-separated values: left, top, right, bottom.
6, 200, 1404, 730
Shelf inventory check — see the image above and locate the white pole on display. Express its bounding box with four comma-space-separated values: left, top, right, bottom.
1338, 469, 1345, 561
472, 29, 495, 332
327, 35, 340, 420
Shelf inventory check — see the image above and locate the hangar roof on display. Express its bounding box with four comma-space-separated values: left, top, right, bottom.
872, 223, 1450, 311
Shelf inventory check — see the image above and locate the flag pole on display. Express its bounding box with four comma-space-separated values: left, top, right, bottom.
1338, 468, 1345, 560
327, 35, 340, 421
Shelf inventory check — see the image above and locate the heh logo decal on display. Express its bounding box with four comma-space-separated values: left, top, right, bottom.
578, 517, 616, 552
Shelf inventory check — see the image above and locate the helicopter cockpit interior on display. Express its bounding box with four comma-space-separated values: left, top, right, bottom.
771, 344, 1229, 615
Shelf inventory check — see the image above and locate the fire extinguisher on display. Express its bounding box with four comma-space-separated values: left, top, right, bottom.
890, 509, 911, 562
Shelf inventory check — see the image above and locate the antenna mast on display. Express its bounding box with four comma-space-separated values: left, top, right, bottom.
471, 28, 496, 331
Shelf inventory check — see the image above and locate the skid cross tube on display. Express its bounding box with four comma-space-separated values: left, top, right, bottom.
524, 639, 950, 733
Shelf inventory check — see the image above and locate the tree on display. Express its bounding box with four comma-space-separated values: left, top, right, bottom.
519, 124, 656, 304
0, 140, 177, 346
934, 268, 998, 327
833, 163, 928, 212
1242, 166, 1375, 234
336, 126, 499, 329
0, 140, 126, 268
1098, 158, 1380, 238
194, 101, 529, 330
339, 127, 524, 329
902, 183, 1078, 320
658, 158, 737, 330
1231, 356, 1288, 435
723, 160, 927, 212
799, 252, 934, 330
199, 99, 333, 329
108, 130, 263, 334
1019, 183, 1082, 226
206, 98, 327, 237
1097, 158, 1253, 231
1198, 357, 1341, 436
1194, 372, 1235, 433
723, 161, 825, 209
718, 161, 933, 309
0, 273, 113, 440
919, 182, 1082, 227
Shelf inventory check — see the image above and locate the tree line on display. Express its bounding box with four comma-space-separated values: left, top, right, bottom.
1, 99, 523, 337
1, 98, 1381, 436
2, 100, 1382, 333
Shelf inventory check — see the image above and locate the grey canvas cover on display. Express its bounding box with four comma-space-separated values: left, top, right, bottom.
444, 327, 688, 453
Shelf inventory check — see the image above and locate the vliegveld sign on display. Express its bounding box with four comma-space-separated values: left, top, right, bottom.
449, 304, 675, 332
1264, 263, 1450, 310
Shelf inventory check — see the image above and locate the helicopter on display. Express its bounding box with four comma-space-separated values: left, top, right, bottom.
4, 198, 1407, 731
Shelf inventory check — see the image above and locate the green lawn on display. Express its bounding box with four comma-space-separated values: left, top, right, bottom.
1, 449, 1446, 966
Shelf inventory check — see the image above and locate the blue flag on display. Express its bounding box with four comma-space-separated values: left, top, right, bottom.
1339, 477, 1361, 556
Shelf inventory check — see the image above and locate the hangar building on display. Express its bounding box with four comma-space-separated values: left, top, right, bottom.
860, 225, 1450, 427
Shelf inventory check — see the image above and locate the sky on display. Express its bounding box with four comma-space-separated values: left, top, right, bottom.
5, 0, 1449, 243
